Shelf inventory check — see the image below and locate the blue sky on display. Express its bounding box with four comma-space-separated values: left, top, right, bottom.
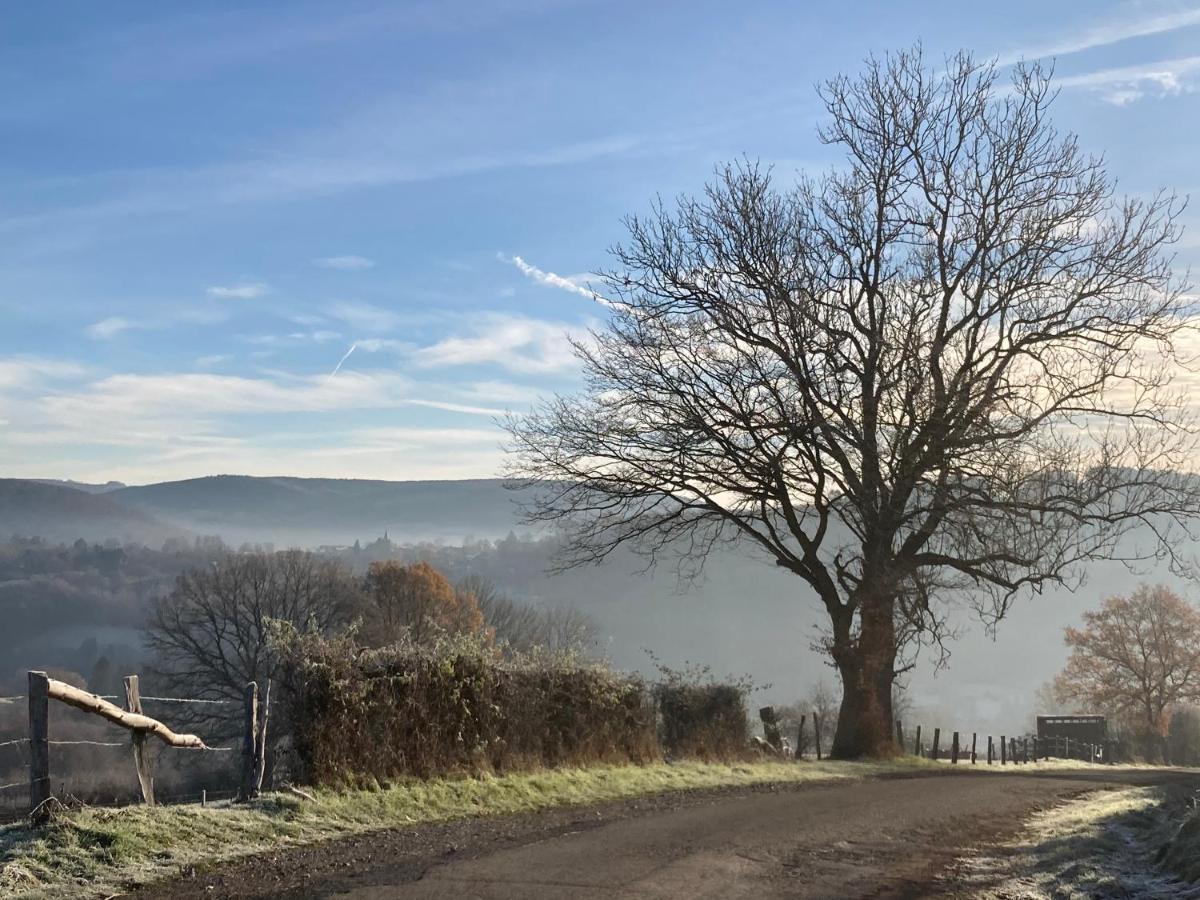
3, 0, 1199, 484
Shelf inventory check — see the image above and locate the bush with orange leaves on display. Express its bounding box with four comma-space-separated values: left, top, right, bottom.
363, 560, 489, 646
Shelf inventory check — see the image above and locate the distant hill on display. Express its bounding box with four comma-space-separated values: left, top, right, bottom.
111, 475, 525, 546
31, 479, 127, 495
0, 479, 183, 545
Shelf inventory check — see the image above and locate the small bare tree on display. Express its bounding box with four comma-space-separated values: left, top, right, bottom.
146, 550, 361, 735
506, 48, 1200, 756
459, 575, 599, 655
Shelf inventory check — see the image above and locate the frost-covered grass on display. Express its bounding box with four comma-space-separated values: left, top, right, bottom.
0, 757, 936, 899
946, 786, 1200, 898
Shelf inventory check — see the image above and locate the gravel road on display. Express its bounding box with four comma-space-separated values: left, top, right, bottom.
133, 768, 1198, 899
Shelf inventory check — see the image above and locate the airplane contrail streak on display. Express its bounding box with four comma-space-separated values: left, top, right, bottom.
324, 342, 357, 385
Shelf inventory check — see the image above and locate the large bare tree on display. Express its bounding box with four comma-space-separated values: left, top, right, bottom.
505, 49, 1200, 757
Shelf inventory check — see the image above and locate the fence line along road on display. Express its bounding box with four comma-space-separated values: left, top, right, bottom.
15, 670, 269, 822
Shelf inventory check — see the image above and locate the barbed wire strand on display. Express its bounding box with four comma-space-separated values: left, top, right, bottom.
0, 781, 24, 793
0, 738, 29, 749
1, 694, 236, 705
47, 740, 126, 747
140, 697, 236, 705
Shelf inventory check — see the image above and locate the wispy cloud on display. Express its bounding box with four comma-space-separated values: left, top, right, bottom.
1058, 55, 1200, 105
315, 255, 375, 270
207, 281, 268, 299
998, 6, 1200, 65
415, 312, 584, 374
327, 300, 406, 333
85, 316, 139, 339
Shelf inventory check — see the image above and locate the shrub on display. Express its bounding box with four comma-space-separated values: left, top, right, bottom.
274, 629, 659, 785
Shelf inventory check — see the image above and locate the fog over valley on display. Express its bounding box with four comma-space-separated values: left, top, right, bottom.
0, 473, 1173, 737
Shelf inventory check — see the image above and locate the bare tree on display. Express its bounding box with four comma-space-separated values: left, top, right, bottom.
146, 550, 361, 735
459, 574, 599, 655
505, 48, 1200, 756
1055, 584, 1200, 761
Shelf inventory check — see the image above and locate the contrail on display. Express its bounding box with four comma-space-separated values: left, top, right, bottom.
324, 342, 357, 385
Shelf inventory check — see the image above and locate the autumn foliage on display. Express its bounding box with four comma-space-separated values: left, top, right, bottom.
1055, 584, 1200, 757
363, 560, 487, 645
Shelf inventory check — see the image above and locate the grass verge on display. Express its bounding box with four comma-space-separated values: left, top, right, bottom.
7, 754, 1175, 899
0, 757, 940, 898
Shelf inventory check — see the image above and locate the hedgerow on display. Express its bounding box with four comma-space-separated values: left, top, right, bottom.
273, 629, 750, 785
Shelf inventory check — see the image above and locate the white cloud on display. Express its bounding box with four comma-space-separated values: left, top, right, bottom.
998, 8, 1200, 65
315, 255, 375, 270
85, 316, 139, 339
415, 312, 584, 374
0, 357, 86, 392
1057, 55, 1200, 105
207, 281, 268, 299
327, 300, 405, 333
195, 354, 229, 368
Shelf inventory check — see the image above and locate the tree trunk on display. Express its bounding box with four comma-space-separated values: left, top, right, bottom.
831, 596, 898, 758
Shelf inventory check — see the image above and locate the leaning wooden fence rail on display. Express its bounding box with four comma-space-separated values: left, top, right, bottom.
20, 670, 264, 823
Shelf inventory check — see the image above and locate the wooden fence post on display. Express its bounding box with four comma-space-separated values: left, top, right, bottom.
28, 671, 49, 823
971, 732, 978, 764
932, 727, 941, 761
1022, 738, 1029, 764
254, 679, 270, 793
987, 735, 993, 764
896, 718, 904, 750
813, 712, 822, 761
1000, 734, 1007, 765
759, 706, 782, 752
914, 725, 922, 757
1010, 737, 1017, 764
951, 731, 959, 764
238, 681, 259, 801
796, 714, 806, 760
124, 675, 154, 806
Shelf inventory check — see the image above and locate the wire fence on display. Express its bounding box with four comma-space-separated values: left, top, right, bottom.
0, 678, 253, 822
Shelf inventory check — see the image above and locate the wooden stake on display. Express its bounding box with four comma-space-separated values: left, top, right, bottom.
239, 682, 259, 801
28, 671, 49, 823
1000, 734, 1007, 765
987, 735, 993, 764
971, 732, 977, 764
914, 724, 922, 757
951, 731, 959, 764
932, 727, 941, 761
124, 675, 155, 806
813, 712, 822, 761
796, 714, 806, 760
254, 679, 270, 794
895, 718, 904, 750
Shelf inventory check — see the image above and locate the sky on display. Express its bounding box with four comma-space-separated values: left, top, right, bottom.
2, 0, 1200, 485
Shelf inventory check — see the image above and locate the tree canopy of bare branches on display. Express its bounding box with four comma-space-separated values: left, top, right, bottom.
146, 550, 360, 735
505, 48, 1200, 757
1055, 584, 1200, 761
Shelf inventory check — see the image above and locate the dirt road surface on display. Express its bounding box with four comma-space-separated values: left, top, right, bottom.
135, 768, 1198, 899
